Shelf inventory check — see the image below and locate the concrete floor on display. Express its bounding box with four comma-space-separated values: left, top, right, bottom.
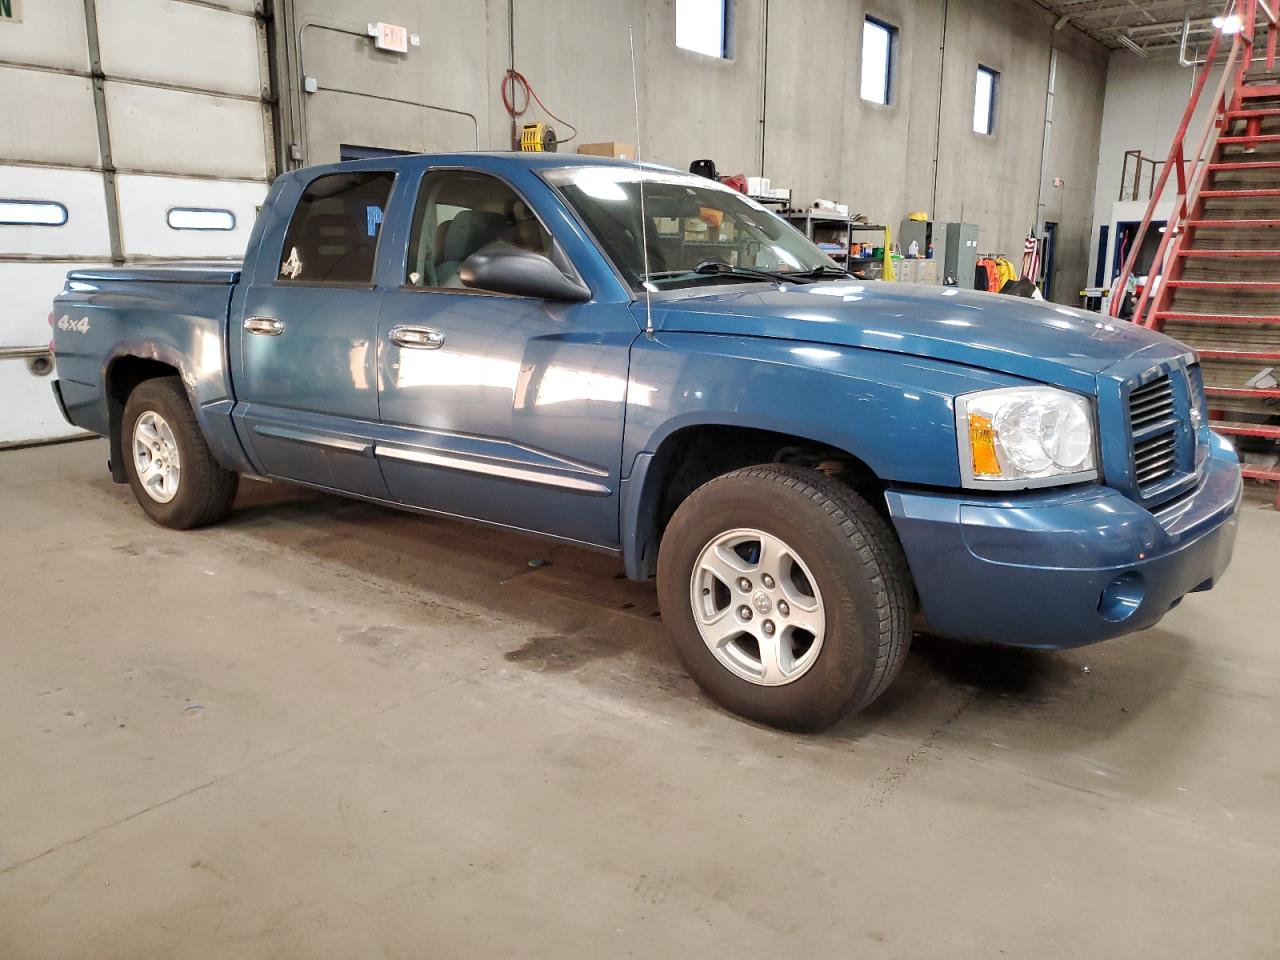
1, 438, 1278, 959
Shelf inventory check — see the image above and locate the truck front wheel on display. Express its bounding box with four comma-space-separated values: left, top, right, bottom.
656, 464, 913, 731
121, 377, 238, 529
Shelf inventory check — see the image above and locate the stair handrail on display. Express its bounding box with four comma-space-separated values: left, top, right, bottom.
1109, 0, 1248, 320
1128, 30, 1248, 326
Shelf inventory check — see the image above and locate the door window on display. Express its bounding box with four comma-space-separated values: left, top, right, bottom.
405, 170, 554, 289
278, 171, 395, 284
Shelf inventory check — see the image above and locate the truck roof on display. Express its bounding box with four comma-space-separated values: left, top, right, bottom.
302, 151, 676, 178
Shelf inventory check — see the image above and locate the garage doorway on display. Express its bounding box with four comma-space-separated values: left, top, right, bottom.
340, 144, 414, 162
0, 1, 275, 445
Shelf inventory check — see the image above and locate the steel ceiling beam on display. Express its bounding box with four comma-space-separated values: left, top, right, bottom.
1063, 0, 1214, 16
1024, 0, 1223, 48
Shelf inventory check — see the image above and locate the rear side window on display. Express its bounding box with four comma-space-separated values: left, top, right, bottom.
278, 171, 395, 284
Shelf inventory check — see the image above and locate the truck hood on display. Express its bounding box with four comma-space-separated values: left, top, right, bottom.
644, 281, 1182, 393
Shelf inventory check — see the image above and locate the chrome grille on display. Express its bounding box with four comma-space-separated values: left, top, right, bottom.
1133, 431, 1177, 488
1115, 363, 1200, 507
1127, 373, 1181, 493
1128, 376, 1176, 431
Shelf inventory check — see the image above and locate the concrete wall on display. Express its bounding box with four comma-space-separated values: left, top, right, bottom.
1041, 26, 1110, 301
1087, 51, 1222, 290
279, 0, 1108, 301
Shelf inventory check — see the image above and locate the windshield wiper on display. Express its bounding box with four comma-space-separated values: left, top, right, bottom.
793, 265, 850, 279
689, 260, 808, 285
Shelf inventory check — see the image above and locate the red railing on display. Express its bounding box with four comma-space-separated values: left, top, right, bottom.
1110, 0, 1277, 324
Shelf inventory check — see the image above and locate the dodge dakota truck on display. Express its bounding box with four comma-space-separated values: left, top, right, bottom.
50, 152, 1242, 730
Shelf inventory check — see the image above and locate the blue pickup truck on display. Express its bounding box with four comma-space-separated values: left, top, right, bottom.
50, 152, 1242, 730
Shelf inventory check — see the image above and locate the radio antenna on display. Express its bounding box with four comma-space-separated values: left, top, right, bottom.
628, 25, 655, 340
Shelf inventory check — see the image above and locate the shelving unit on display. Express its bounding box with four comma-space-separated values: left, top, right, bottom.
783, 209, 855, 263
782, 210, 895, 279
846, 223, 892, 278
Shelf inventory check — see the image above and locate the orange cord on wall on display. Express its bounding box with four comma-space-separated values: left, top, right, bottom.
500, 69, 578, 147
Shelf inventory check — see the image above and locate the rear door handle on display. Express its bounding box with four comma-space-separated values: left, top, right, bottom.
244, 317, 285, 336
390, 325, 445, 349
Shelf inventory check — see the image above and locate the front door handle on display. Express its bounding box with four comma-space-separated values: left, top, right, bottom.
390, 325, 445, 349
244, 317, 285, 336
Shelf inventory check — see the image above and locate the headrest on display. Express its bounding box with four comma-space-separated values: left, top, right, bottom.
440, 209, 509, 263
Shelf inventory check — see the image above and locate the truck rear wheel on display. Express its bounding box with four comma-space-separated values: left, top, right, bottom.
656, 464, 913, 731
121, 377, 238, 529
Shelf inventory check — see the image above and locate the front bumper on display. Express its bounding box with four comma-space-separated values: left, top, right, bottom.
886, 433, 1243, 648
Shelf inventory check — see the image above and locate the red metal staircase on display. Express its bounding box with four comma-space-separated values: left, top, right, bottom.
1114, 0, 1280, 506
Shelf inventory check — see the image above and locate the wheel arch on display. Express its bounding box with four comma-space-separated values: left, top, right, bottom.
104, 352, 187, 482
620, 420, 890, 581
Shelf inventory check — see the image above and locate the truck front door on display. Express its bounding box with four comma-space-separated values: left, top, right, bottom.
374, 167, 633, 547
230, 169, 395, 498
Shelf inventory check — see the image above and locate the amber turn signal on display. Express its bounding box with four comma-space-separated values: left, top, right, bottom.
968, 413, 1001, 477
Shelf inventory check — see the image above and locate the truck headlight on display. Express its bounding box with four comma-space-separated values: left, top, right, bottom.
955, 386, 1097, 488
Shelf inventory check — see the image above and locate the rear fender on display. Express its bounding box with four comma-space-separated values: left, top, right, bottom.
103, 342, 253, 480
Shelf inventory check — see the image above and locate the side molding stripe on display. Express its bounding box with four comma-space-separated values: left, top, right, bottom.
253, 424, 373, 456
376, 443, 612, 495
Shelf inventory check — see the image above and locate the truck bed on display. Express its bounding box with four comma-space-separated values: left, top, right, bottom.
53, 262, 246, 476
66, 262, 242, 285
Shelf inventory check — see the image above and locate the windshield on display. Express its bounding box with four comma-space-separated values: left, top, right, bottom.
543, 166, 841, 291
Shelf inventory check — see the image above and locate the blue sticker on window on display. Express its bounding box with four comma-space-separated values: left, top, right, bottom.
367, 205, 384, 237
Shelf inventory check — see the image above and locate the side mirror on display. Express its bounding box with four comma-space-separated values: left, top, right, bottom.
460, 242, 590, 302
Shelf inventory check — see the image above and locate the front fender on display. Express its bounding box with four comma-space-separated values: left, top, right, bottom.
616, 333, 1033, 578
622, 333, 1029, 484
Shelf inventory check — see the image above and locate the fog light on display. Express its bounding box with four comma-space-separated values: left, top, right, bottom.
1098, 572, 1144, 622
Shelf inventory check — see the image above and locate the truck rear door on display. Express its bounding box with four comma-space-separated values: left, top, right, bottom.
229, 168, 396, 498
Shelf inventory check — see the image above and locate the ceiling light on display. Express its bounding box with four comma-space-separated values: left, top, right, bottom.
1213, 14, 1243, 34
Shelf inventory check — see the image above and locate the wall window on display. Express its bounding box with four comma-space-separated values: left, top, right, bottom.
406, 170, 553, 289
974, 65, 999, 135
167, 207, 236, 231
860, 17, 896, 105
676, 0, 731, 59
278, 171, 395, 284
0, 199, 67, 226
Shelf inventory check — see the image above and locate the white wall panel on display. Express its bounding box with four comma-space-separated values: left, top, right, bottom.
0, 67, 100, 167
0, 0, 90, 71
96, 0, 264, 98
116, 174, 265, 258
0, 261, 97, 348
0, 358, 84, 445
104, 82, 269, 180
1, 0, 274, 446
0, 166, 111, 258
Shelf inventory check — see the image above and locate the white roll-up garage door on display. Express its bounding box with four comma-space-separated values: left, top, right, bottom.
0, 0, 274, 445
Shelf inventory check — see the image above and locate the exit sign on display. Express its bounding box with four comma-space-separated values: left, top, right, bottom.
1, 0, 23, 22
373, 21, 408, 53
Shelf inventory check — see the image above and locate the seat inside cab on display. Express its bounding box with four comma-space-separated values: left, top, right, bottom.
406, 170, 553, 289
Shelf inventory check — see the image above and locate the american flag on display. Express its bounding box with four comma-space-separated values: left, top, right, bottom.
1020, 232, 1040, 282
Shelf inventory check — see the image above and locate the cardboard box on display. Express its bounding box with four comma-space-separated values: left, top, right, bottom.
577, 141, 636, 160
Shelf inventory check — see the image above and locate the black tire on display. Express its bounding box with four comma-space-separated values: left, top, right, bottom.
656, 464, 913, 731
121, 376, 239, 529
